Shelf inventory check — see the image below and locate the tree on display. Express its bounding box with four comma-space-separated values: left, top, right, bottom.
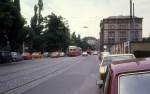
0, 0, 25, 51
31, 5, 38, 33
80, 38, 92, 51
38, 0, 43, 27
44, 13, 70, 52
30, 0, 44, 34
11, 0, 25, 51
30, 0, 44, 51
14, 0, 20, 11
70, 32, 77, 45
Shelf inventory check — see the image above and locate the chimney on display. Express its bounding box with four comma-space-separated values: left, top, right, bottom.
130, 0, 133, 18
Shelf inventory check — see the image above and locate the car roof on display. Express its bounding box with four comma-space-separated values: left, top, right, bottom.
110, 58, 150, 76
103, 54, 134, 57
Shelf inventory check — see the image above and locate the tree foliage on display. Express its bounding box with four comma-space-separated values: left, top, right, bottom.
70, 32, 92, 51
30, 0, 45, 51
0, 0, 25, 51
44, 13, 70, 52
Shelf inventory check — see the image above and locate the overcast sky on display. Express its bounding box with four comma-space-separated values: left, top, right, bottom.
21, 0, 150, 38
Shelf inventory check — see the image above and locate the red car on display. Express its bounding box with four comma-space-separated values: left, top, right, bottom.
22, 52, 32, 60
97, 58, 150, 94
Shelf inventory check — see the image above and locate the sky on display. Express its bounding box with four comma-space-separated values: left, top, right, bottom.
21, 0, 150, 39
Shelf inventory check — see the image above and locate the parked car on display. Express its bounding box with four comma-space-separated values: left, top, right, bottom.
43, 52, 49, 57
99, 52, 110, 60
11, 52, 23, 62
98, 54, 135, 82
59, 52, 65, 57
97, 58, 150, 94
82, 51, 88, 56
50, 52, 59, 58
22, 52, 32, 60
93, 51, 98, 55
0, 51, 12, 63
32, 52, 42, 59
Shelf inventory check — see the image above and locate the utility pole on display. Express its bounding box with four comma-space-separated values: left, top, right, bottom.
132, 3, 136, 41
129, 0, 132, 42
128, 0, 133, 53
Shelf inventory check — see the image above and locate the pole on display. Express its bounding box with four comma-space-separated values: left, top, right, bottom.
133, 3, 136, 41
129, 0, 132, 41
128, 0, 133, 53
22, 42, 25, 53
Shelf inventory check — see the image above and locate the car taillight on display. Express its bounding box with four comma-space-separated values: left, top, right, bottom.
100, 66, 107, 74
99, 66, 107, 80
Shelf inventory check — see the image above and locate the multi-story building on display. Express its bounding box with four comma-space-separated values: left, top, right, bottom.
100, 16, 143, 52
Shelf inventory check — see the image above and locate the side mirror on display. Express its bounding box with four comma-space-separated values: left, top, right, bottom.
97, 80, 103, 88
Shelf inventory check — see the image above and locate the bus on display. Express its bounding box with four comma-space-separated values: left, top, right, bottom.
67, 46, 82, 57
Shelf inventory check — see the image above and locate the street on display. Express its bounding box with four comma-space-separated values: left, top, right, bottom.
0, 56, 102, 94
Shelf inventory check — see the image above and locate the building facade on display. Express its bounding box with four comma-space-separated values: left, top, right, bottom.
100, 16, 143, 52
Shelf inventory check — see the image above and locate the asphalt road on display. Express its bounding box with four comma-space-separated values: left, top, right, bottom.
0, 56, 102, 94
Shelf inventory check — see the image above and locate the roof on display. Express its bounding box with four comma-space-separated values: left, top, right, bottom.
105, 16, 142, 19
110, 58, 150, 76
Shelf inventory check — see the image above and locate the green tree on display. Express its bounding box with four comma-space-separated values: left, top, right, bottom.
70, 32, 77, 45
80, 38, 92, 51
31, 5, 38, 33
14, 0, 20, 11
0, 0, 25, 51
44, 13, 70, 52
30, 0, 44, 51
11, 0, 25, 51
38, 0, 43, 27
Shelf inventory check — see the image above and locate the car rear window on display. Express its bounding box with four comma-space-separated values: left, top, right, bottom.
119, 72, 150, 94
102, 55, 134, 66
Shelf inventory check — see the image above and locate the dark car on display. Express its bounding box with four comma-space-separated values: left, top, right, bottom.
0, 51, 12, 63
11, 52, 23, 62
97, 58, 150, 94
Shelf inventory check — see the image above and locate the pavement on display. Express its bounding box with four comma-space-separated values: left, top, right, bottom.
0, 56, 102, 94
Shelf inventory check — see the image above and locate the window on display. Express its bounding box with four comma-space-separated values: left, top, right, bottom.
119, 31, 127, 37
120, 38, 127, 42
108, 38, 115, 43
119, 72, 150, 94
119, 25, 127, 29
109, 25, 115, 29
108, 31, 115, 37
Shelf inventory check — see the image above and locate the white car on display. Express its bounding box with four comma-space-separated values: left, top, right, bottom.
50, 52, 59, 58
99, 52, 110, 60
59, 52, 65, 57
93, 51, 98, 55
99, 54, 135, 81
43, 52, 49, 57
82, 52, 88, 56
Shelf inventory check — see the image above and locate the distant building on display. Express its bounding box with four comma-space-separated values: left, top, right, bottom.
100, 16, 143, 52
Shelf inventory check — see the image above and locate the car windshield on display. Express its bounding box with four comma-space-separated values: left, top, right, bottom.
119, 72, 150, 94
102, 55, 134, 66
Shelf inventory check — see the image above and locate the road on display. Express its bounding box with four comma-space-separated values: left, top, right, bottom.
0, 56, 102, 94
